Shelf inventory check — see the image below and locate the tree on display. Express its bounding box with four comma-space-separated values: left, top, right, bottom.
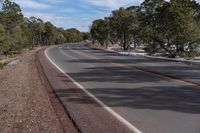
90, 19, 109, 47
0, 0, 24, 54
23, 17, 45, 47
104, 17, 118, 45
82, 32, 91, 41
166, 0, 200, 57
64, 28, 83, 43
139, 0, 200, 57
109, 7, 139, 51
0, 0, 85, 55
42, 22, 54, 45
126, 6, 143, 49
0, 24, 9, 55
2, 0, 23, 35
139, 0, 165, 54
53, 28, 66, 45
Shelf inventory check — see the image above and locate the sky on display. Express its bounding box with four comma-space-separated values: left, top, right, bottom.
10, 0, 144, 32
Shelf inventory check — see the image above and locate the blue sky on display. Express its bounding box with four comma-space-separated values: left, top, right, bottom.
11, 0, 200, 32
12, 0, 143, 31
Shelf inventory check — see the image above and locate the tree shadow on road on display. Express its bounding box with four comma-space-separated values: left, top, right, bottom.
55, 70, 200, 114
56, 49, 200, 114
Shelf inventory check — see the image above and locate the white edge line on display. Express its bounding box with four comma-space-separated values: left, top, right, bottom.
44, 47, 143, 133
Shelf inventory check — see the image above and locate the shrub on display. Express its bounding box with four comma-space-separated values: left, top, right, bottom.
177, 51, 200, 58
0, 62, 5, 69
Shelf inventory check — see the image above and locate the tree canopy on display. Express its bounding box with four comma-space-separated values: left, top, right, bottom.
0, 0, 89, 56
90, 0, 200, 57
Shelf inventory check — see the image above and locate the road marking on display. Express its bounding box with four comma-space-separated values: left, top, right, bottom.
68, 47, 200, 88
59, 47, 77, 60
45, 47, 143, 133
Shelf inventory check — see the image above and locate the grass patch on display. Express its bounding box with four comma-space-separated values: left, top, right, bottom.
0, 62, 5, 69
177, 51, 200, 58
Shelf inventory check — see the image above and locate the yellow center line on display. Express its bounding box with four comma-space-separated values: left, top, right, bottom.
69, 48, 200, 88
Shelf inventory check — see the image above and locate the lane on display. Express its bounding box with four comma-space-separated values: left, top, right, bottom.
42, 46, 134, 133
46, 43, 200, 133
70, 43, 200, 86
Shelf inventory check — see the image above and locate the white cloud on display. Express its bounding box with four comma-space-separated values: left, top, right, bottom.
38, 0, 64, 4
11, 0, 145, 31
23, 11, 90, 31
13, 0, 51, 9
24, 12, 68, 25
58, 8, 81, 13
86, 0, 143, 10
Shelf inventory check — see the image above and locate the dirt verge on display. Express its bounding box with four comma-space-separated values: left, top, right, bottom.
0, 48, 78, 133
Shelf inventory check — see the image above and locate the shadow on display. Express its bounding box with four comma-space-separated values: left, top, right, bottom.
55, 85, 200, 114
53, 65, 200, 114
56, 44, 200, 114
58, 66, 162, 83
66, 55, 200, 85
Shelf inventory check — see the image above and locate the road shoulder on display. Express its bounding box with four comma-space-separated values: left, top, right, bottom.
0, 48, 78, 133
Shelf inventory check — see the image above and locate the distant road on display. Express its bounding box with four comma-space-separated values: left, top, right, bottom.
45, 43, 200, 133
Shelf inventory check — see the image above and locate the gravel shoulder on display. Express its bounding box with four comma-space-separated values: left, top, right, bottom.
0, 48, 78, 133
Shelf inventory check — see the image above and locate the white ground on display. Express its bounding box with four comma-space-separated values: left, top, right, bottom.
106, 46, 200, 63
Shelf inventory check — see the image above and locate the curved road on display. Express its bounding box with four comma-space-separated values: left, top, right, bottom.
45, 43, 200, 133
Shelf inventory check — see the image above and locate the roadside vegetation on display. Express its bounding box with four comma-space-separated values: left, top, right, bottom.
90, 0, 200, 58
0, 0, 90, 57
0, 62, 5, 69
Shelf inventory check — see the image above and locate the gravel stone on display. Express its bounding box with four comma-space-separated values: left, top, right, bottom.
0, 48, 77, 133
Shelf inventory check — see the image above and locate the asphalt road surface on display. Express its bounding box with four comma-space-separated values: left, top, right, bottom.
45, 43, 200, 133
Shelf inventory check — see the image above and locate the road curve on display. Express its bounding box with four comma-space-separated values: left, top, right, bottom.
44, 43, 200, 133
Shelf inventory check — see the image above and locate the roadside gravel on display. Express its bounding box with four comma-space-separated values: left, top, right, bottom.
0, 48, 77, 133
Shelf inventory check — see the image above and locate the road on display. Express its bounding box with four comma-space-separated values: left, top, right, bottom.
44, 43, 200, 133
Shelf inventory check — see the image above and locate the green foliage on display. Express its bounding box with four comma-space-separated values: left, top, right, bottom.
82, 32, 91, 41
90, 8, 139, 50
0, 62, 5, 69
90, 0, 200, 57
0, 0, 24, 55
2, 0, 23, 33
0, 0, 86, 56
177, 51, 200, 58
139, 0, 166, 54
110, 8, 139, 50
0, 24, 10, 55
64, 28, 83, 43
91, 19, 109, 47
142, 0, 200, 57
53, 28, 66, 45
